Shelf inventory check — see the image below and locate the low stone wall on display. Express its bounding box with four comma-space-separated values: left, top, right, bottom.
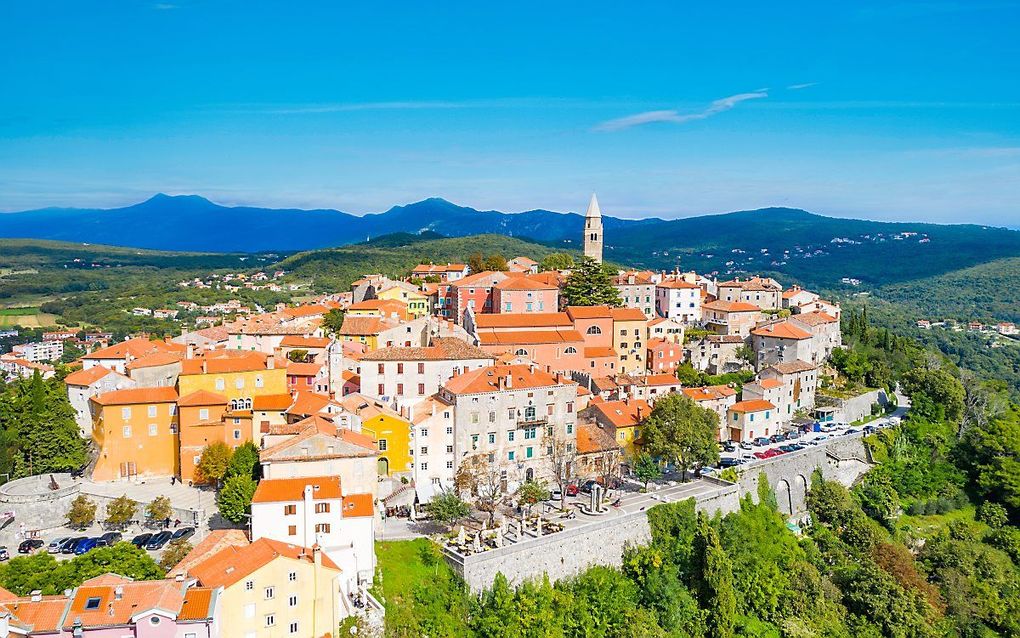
838, 389, 888, 423
447, 436, 872, 592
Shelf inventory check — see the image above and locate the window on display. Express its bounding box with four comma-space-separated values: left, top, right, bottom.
290, 621, 299, 634
288, 525, 297, 536
284, 504, 297, 515
121, 407, 131, 420
471, 434, 479, 450
420, 462, 428, 471
288, 594, 298, 606
514, 348, 528, 356
420, 446, 428, 455
418, 383, 425, 394
265, 586, 275, 599
564, 346, 577, 354
446, 444, 453, 453
566, 423, 573, 434
378, 439, 388, 451
586, 325, 602, 335
315, 523, 331, 533
488, 432, 495, 444
315, 502, 330, 513
447, 460, 454, 469
525, 427, 537, 440
524, 406, 536, 421
507, 429, 515, 442
122, 426, 132, 438
235, 377, 244, 389
148, 423, 157, 436
508, 451, 515, 461
396, 383, 404, 395
526, 447, 533, 458
255, 375, 263, 388
566, 402, 574, 414
265, 614, 276, 627
418, 362, 425, 374
147, 405, 157, 418
185, 633, 198, 638
198, 408, 209, 421
377, 383, 385, 395
245, 580, 254, 591
288, 571, 297, 582
215, 378, 225, 390
84, 596, 102, 610
233, 429, 241, 440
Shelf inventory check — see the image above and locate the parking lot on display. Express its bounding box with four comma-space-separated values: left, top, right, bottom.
710, 401, 908, 473
0, 521, 204, 564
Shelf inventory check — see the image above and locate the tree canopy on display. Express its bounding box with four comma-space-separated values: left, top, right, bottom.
640, 393, 720, 480
562, 257, 621, 307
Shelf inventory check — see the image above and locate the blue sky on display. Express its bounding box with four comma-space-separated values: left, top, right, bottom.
2, 1, 1019, 224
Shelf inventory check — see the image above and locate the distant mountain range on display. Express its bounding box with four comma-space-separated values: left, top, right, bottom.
3, 194, 1020, 287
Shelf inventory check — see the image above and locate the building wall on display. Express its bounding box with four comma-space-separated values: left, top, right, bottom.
612, 319, 646, 375
725, 408, 778, 443
360, 414, 413, 477
615, 283, 656, 317
261, 457, 378, 500
67, 374, 135, 436
655, 287, 701, 323
92, 400, 179, 482
494, 288, 557, 314
360, 356, 493, 410
178, 368, 288, 406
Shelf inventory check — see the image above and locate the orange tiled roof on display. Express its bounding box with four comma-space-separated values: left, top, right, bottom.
252, 476, 343, 503
286, 362, 322, 377
281, 304, 329, 319
576, 422, 620, 455
1, 596, 70, 633
758, 378, 783, 389
64, 579, 190, 629
125, 351, 184, 370
253, 393, 295, 411
610, 307, 647, 322
361, 337, 493, 362
584, 346, 617, 359
643, 373, 680, 386
178, 389, 229, 407
179, 587, 216, 621
657, 280, 700, 289
188, 538, 340, 589
566, 305, 613, 319
91, 386, 178, 406
412, 263, 467, 274
169, 529, 251, 577
64, 365, 115, 386
792, 311, 837, 326
444, 364, 566, 394
589, 399, 651, 428
180, 351, 275, 375
494, 276, 557, 290
751, 321, 812, 340
703, 300, 760, 313
83, 337, 185, 361
765, 360, 816, 374
342, 493, 374, 517
451, 270, 508, 288
279, 335, 331, 348
286, 391, 336, 417
682, 385, 737, 402
339, 316, 387, 336
729, 399, 776, 413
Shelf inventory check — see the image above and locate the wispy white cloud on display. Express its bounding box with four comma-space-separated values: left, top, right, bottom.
594, 91, 768, 132
787, 82, 817, 90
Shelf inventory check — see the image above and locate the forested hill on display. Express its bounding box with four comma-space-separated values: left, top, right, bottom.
3, 194, 1019, 289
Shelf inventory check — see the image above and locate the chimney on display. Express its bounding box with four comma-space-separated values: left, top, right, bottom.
627, 274, 635, 285
30, 590, 42, 602
114, 585, 123, 600
637, 406, 643, 420
186, 343, 195, 359
313, 544, 322, 568
201, 359, 207, 374
505, 373, 513, 389
267, 356, 275, 370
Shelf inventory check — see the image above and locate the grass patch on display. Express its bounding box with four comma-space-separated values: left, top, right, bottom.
0, 307, 40, 316
897, 505, 986, 540
0, 311, 59, 327
372, 539, 471, 636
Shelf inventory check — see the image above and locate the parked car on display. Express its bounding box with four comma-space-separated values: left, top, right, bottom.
753, 451, 768, 460
18, 539, 44, 554
739, 441, 753, 450
753, 437, 770, 447
786, 430, 801, 440
171, 527, 196, 542
146, 531, 174, 550
722, 441, 736, 453
888, 416, 901, 426
61, 537, 86, 554
0, 547, 9, 561
131, 533, 153, 548
549, 488, 562, 501
48, 537, 70, 554
720, 457, 741, 468
863, 425, 877, 434
844, 428, 859, 436
815, 435, 829, 443
779, 445, 798, 453
579, 480, 599, 494
565, 484, 579, 497
99, 531, 123, 545
73, 538, 99, 555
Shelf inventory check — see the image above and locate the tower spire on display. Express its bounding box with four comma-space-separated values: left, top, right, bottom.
583, 193, 604, 263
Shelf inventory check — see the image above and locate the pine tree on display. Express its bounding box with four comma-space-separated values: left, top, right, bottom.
562, 257, 622, 307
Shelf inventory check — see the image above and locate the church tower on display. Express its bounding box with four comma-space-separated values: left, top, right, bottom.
583, 193, 604, 263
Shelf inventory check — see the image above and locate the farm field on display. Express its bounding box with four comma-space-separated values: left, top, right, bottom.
0, 307, 59, 327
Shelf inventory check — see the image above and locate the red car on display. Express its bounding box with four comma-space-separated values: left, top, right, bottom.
565, 484, 579, 496
753, 451, 768, 459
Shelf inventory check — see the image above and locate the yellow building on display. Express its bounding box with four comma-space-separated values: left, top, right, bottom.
90, 387, 179, 481
611, 307, 649, 375
375, 284, 430, 318
187, 538, 345, 638
177, 351, 288, 410
337, 315, 400, 351
339, 393, 413, 477
583, 398, 651, 459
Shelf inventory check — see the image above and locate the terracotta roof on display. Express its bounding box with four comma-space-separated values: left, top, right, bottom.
0, 586, 16, 602
342, 493, 374, 518
281, 304, 329, 319
610, 307, 648, 322
584, 346, 617, 358
339, 316, 389, 336
338, 393, 406, 422
444, 364, 567, 395
348, 299, 407, 314
751, 322, 812, 340
526, 271, 563, 287
566, 305, 613, 319
64, 365, 115, 386
361, 337, 494, 362
178, 587, 216, 621
83, 337, 184, 361
125, 351, 184, 370
576, 422, 620, 455
764, 360, 816, 374
260, 416, 377, 461
729, 399, 776, 413
588, 399, 651, 428
682, 385, 737, 402
286, 391, 336, 417
178, 389, 229, 407
473, 313, 571, 329
703, 300, 760, 313
613, 272, 654, 285
642, 373, 680, 386
279, 335, 331, 348
253, 393, 294, 411
180, 350, 277, 375
792, 311, 838, 326
286, 362, 322, 377
412, 263, 466, 273
252, 476, 343, 503
494, 276, 557, 290
719, 277, 780, 291
64, 579, 189, 629
91, 386, 178, 406
478, 329, 584, 346
1, 596, 70, 633
169, 529, 251, 577
657, 280, 700, 289
758, 378, 783, 389
452, 270, 509, 288
188, 538, 340, 589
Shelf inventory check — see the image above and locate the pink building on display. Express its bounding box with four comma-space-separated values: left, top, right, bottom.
566, 306, 615, 349
647, 337, 684, 372
493, 276, 558, 314
450, 271, 509, 321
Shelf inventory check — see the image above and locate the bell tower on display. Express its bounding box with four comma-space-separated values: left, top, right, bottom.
583, 193, 603, 263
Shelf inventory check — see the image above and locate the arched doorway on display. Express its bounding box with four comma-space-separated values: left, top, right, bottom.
775, 479, 793, 515
377, 457, 390, 476
525, 467, 534, 482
